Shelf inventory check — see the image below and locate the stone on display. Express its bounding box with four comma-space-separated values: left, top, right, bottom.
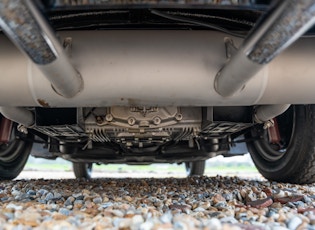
6, 203, 23, 211
213, 194, 226, 204
193, 207, 206, 212
247, 197, 273, 208
298, 207, 315, 214
124, 195, 133, 202
246, 190, 257, 202
27, 190, 36, 196
206, 218, 222, 230
287, 216, 303, 230
0, 175, 314, 229
54, 192, 62, 200
15, 210, 41, 227
111, 210, 124, 217
65, 196, 75, 206
222, 193, 234, 201
132, 215, 144, 225
45, 192, 54, 201
220, 216, 238, 224
274, 195, 304, 204
59, 208, 71, 216
93, 197, 102, 204
169, 204, 191, 212
262, 188, 273, 197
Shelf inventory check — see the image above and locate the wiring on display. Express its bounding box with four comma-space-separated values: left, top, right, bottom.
49, 10, 129, 21
150, 9, 248, 38
150, 10, 315, 38
160, 11, 256, 27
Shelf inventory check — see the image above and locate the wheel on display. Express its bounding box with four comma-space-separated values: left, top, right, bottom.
185, 160, 205, 176
73, 162, 93, 179
246, 105, 315, 184
0, 118, 33, 180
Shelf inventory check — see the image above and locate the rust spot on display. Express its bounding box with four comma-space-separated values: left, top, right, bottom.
37, 99, 50, 108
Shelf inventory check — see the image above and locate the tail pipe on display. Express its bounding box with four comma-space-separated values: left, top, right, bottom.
215, 0, 315, 97
0, 0, 83, 98
253, 104, 290, 130
254, 104, 291, 124
0, 107, 34, 127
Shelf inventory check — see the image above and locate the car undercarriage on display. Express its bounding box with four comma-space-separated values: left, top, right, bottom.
0, 0, 315, 183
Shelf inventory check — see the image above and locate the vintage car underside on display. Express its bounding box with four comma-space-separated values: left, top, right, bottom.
0, 0, 315, 183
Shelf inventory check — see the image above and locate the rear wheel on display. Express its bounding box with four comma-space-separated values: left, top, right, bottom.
185, 160, 205, 176
0, 118, 33, 180
73, 162, 93, 179
246, 105, 315, 184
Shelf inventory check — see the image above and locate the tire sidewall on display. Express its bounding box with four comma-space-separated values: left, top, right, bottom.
0, 139, 32, 180
247, 105, 311, 182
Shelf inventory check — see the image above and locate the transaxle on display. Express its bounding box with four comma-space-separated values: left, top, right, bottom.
83, 107, 202, 149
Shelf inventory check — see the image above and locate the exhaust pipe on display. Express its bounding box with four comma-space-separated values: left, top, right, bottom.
0, 0, 83, 98
254, 104, 291, 126
215, 0, 315, 97
0, 107, 34, 127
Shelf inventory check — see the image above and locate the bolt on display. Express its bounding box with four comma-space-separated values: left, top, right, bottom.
128, 117, 136, 126
63, 37, 73, 54
96, 116, 104, 124
263, 120, 274, 129
153, 116, 161, 125
17, 125, 28, 134
105, 114, 113, 122
175, 113, 183, 121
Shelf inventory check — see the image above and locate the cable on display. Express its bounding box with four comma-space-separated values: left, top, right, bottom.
162, 11, 256, 27
150, 9, 247, 38
151, 9, 315, 38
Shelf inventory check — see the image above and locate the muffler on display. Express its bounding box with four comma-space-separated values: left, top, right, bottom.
0, 0, 83, 98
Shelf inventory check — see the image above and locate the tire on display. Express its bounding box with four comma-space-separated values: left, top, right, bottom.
0, 121, 33, 180
73, 162, 93, 179
246, 105, 315, 184
185, 160, 205, 176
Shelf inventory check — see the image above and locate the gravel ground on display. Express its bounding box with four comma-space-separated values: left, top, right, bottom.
16, 170, 263, 180
1, 176, 315, 229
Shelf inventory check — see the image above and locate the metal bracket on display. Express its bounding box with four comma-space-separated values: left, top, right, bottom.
63, 37, 73, 57
224, 37, 238, 59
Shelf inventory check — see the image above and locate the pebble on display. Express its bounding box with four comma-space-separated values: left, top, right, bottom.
64, 196, 75, 206
220, 216, 239, 224
111, 209, 124, 217
303, 195, 312, 204
275, 195, 304, 204
6, 203, 23, 210
59, 207, 71, 216
0, 176, 314, 229
45, 192, 54, 201
247, 197, 273, 208
287, 216, 303, 230
37, 189, 48, 196
213, 194, 226, 204
93, 197, 102, 204
194, 207, 206, 212
207, 218, 222, 230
